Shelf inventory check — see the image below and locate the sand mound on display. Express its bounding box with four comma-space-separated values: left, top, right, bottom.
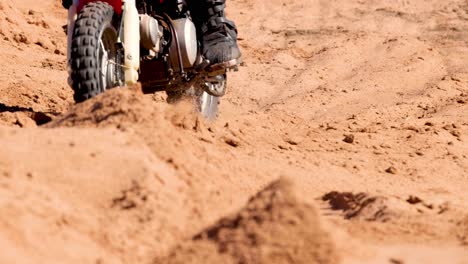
48, 86, 201, 130
322, 192, 449, 222
157, 179, 340, 264
48, 87, 159, 127
0, 126, 190, 263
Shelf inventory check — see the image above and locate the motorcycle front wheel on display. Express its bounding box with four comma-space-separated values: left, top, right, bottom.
70, 2, 123, 103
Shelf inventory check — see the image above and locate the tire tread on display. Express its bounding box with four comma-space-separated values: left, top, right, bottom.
71, 1, 115, 102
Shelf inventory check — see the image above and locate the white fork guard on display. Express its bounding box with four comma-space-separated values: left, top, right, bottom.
122, 0, 140, 85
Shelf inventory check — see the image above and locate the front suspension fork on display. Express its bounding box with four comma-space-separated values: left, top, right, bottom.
121, 0, 140, 85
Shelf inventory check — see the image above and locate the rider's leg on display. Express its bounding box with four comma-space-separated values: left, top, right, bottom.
189, 0, 241, 68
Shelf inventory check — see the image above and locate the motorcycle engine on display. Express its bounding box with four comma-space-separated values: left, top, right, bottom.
140, 15, 197, 69
139, 14, 199, 91
140, 14, 163, 53
168, 18, 198, 71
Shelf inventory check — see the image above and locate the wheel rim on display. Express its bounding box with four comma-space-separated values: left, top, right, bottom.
98, 27, 117, 91
199, 92, 220, 120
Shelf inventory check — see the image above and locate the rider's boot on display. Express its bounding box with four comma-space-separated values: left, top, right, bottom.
190, 0, 241, 69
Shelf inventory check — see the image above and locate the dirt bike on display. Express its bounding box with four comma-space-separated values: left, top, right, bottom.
66, 0, 239, 119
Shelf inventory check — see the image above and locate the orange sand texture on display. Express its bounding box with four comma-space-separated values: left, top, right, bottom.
0, 0, 467, 263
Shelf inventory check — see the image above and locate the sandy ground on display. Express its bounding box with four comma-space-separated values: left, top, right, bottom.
0, 0, 467, 263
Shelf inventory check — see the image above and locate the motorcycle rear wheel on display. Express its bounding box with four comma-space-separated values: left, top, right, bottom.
166, 88, 222, 121
70, 2, 123, 102
198, 92, 220, 120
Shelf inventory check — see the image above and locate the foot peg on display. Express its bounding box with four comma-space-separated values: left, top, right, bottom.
202, 74, 226, 97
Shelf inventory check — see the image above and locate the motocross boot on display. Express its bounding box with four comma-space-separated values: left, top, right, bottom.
190, 0, 241, 69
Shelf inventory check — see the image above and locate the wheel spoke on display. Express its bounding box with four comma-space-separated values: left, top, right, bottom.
99, 39, 108, 89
